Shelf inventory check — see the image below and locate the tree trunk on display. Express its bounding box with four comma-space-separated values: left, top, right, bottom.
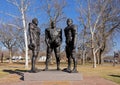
96, 51, 100, 64
113, 57, 116, 67
24, 29, 28, 68
99, 50, 102, 64
85, 53, 87, 63
99, 49, 104, 64
1, 53, 4, 63
9, 49, 12, 63
82, 50, 85, 65
91, 34, 97, 68
93, 50, 97, 68
21, 6, 29, 69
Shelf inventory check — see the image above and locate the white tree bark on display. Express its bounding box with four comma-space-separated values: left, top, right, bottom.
21, 0, 28, 68
93, 50, 96, 68
6, 0, 30, 68
9, 49, 12, 63
22, 13, 28, 68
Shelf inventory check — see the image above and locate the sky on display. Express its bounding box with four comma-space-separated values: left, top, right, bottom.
0, 0, 120, 55
0, 0, 79, 26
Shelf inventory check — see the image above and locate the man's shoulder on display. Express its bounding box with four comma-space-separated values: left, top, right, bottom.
71, 24, 77, 30
37, 27, 41, 32
71, 24, 77, 28
29, 23, 34, 29
45, 28, 50, 31
29, 22, 32, 25
64, 26, 68, 31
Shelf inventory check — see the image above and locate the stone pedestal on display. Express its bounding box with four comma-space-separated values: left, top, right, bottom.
24, 70, 82, 81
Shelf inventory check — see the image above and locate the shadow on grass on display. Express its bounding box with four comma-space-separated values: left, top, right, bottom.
3, 69, 28, 81
109, 75, 120, 78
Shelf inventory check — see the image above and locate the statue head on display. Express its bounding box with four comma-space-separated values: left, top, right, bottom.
51, 21, 56, 28
67, 18, 73, 26
32, 18, 38, 26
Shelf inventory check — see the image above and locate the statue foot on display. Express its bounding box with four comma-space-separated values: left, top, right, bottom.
43, 68, 48, 71
70, 69, 78, 73
57, 67, 61, 71
30, 70, 37, 73
62, 68, 71, 73
30, 68, 41, 73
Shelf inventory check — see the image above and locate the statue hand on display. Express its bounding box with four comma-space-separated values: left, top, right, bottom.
28, 43, 35, 50
73, 45, 76, 49
47, 44, 50, 47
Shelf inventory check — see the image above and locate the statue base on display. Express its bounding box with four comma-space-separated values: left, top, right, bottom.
24, 70, 82, 81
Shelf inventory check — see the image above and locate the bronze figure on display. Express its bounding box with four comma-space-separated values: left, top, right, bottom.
44, 21, 62, 71
63, 18, 78, 73
28, 18, 40, 73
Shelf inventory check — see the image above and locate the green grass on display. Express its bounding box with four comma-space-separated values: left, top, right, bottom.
77, 64, 120, 84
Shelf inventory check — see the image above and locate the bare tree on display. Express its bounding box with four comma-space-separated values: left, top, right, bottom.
0, 23, 18, 63
39, 0, 67, 25
77, 0, 120, 68
5, 0, 31, 68
16, 29, 25, 54
40, 33, 46, 52
94, 0, 120, 65
78, 26, 90, 65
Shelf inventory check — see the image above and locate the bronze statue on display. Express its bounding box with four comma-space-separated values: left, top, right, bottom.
28, 18, 40, 73
44, 21, 62, 71
63, 18, 78, 73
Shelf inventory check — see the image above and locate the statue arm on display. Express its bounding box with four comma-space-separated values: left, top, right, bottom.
28, 23, 34, 44
37, 27, 41, 35
60, 29, 62, 44
64, 29, 67, 44
72, 25, 78, 48
45, 29, 50, 47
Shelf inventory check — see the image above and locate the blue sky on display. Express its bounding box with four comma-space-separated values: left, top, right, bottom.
0, 0, 120, 55
0, 0, 79, 26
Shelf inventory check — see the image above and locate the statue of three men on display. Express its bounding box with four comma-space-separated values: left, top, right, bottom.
28, 18, 78, 73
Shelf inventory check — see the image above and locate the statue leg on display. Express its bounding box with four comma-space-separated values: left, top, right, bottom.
54, 46, 60, 70
31, 50, 38, 73
67, 46, 71, 71
63, 46, 71, 72
44, 46, 53, 71
71, 49, 78, 73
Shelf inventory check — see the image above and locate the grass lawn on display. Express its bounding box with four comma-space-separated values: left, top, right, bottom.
0, 62, 120, 84
77, 64, 120, 84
